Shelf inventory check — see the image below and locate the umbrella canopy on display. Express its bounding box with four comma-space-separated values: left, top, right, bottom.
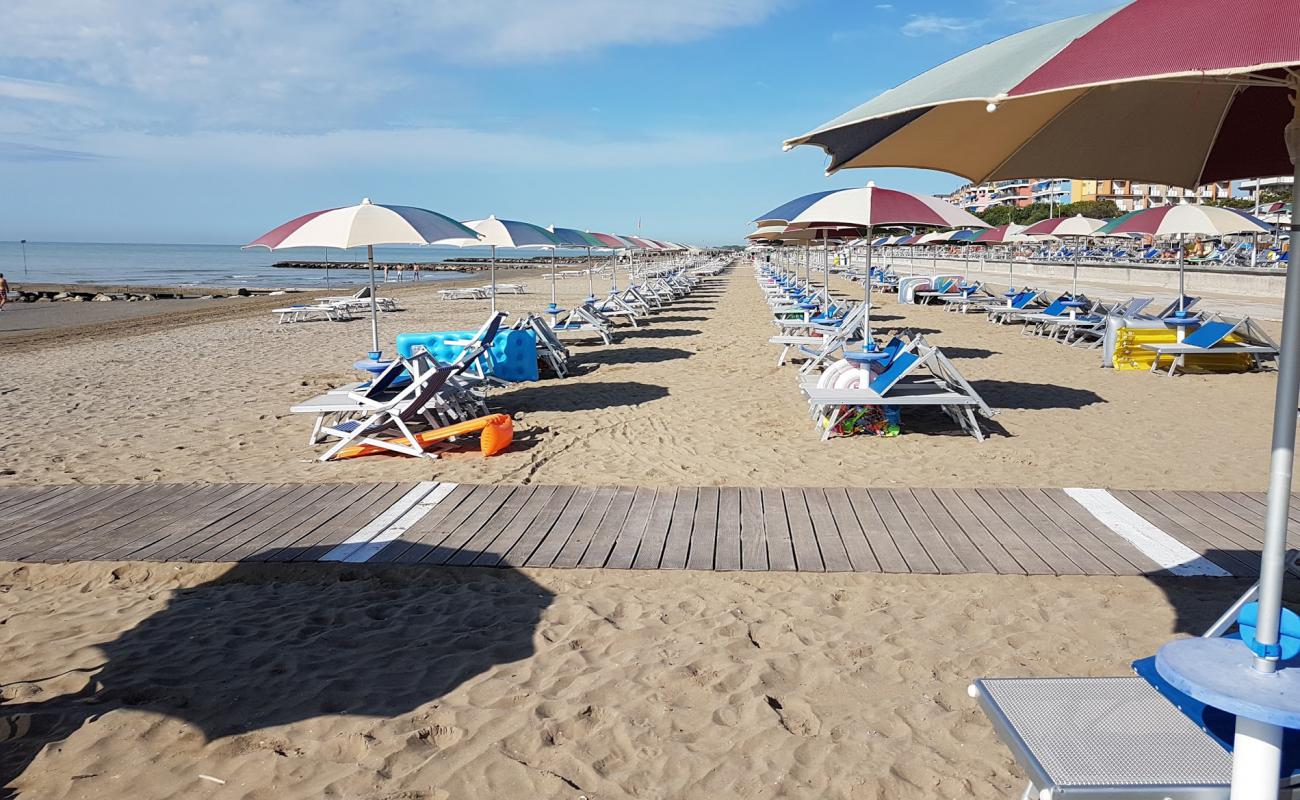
1098, 204, 1272, 237
246, 198, 479, 353
587, 231, 630, 249
753, 189, 840, 226
949, 229, 982, 242
783, 1, 1300, 187
548, 226, 603, 248
778, 183, 989, 230
780, 1, 1300, 791
248, 199, 476, 250
1021, 214, 1107, 237
973, 223, 1033, 243
442, 216, 560, 313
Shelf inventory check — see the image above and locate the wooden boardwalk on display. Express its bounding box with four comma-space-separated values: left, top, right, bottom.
0, 482, 1295, 577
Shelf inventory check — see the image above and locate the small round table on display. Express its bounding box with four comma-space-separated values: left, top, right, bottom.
353, 357, 393, 380
1157, 637, 1300, 799
844, 349, 891, 366
1163, 314, 1200, 342
1060, 298, 1088, 320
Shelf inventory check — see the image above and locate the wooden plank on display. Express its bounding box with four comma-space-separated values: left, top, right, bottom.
910, 489, 995, 574
713, 487, 742, 571
579, 486, 638, 568
424, 484, 521, 565
760, 487, 796, 571
998, 489, 1110, 576
184, 483, 339, 561
1203, 492, 1300, 549
686, 486, 720, 570
445, 485, 539, 567
1036, 489, 1157, 576
1114, 490, 1259, 576
276, 483, 413, 562
739, 487, 768, 571
869, 490, 936, 574
804, 488, 852, 572
604, 487, 657, 569
498, 485, 578, 567
887, 490, 962, 573
1129, 490, 1263, 573
471, 484, 559, 567
138, 484, 294, 561
385, 483, 497, 564
948, 490, 1053, 575
551, 486, 618, 568
781, 489, 822, 571
844, 488, 908, 572
368, 482, 478, 563
0, 486, 67, 517
0, 485, 139, 549
975, 489, 1084, 576
12, 484, 183, 561
630, 488, 677, 570
225, 483, 379, 562
928, 488, 1020, 575
824, 488, 879, 571
524, 486, 597, 567
0, 485, 102, 531
659, 487, 699, 570
92, 483, 266, 561
40, 483, 231, 562
1172, 492, 1272, 549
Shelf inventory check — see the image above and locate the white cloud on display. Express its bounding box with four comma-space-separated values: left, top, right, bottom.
0, 0, 785, 131
0, 76, 89, 105
37, 124, 775, 171
874, 3, 894, 9
901, 14, 985, 36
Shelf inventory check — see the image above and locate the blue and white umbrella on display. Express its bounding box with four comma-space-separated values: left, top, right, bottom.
442, 216, 560, 313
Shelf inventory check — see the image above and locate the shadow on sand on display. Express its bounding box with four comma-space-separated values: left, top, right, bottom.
0, 554, 554, 796
578, 346, 692, 367
970, 380, 1105, 411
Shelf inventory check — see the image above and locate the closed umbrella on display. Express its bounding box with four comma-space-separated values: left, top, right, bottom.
441, 216, 560, 314
1099, 204, 1272, 315
246, 198, 477, 354
782, 0, 1300, 791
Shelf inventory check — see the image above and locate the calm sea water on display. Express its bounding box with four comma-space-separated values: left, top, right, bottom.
0, 241, 586, 289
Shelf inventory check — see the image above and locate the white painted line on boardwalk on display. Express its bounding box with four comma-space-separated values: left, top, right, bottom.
340, 482, 459, 563
1064, 488, 1232, 577
321, 481, 442, 562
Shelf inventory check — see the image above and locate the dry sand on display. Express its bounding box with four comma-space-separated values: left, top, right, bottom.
0, 259, 1290, 489
0, 561, 1252, 800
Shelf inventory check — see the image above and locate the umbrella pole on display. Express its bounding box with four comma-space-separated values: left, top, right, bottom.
586, 247, 595, 301
931, 245, 937, 278
864, 225, 873, 345
367, 244, 379, 354
1177, 233, 1186, 313
1072, 237, 1079, 298
1234, 116, 1300, 800
823, 230, 830, 302
490, 245, 498, 315
550, 247, 558, 312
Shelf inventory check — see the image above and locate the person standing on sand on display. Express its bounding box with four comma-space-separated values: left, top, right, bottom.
0, 273, 8, 312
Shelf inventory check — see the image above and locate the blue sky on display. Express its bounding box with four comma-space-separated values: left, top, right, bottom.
0, 0, 1119, 246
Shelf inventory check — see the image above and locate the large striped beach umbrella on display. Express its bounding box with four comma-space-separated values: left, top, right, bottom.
548, 226, 604, 303
441, 216, 559, 313
1022, 215, 1106, 296
782, 0, 1300, 791
247, 198, 478, 353
1099, 205, 1272, 313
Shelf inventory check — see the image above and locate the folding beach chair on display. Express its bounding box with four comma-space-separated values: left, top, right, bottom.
513, 313, 570, 377
768, 305, 866, 369
1147, 296, 1202, 319
1142, 317, 1280, 377
550, 304, 615, 346
970, 551, 1300, 800
985, 290, 1044, 323
319, 285, 400, 311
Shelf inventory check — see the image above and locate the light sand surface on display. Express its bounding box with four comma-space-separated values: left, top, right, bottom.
0, 259, 1290, 489
0, 561, 1255, 799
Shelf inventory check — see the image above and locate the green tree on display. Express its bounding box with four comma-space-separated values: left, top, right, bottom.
976, 205, 1015, 227
1206, 197, 1255, 210
1261, 187, 1293, 205
1013, 203, 1053, 225
1057, 199, 1122, 219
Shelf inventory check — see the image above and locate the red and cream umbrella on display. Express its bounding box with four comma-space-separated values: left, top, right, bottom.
783, 0, 1300, 791
1100, 205, 1272, 313
760, 182, 987, 342
974, 224, 1046, 291
1021, 215, 1107, 297
247, 198, 478, 353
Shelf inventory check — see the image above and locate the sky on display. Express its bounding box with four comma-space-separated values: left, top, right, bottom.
0, 0, 1121, 246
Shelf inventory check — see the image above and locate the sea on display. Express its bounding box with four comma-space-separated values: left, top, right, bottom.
0, 241, 591, 289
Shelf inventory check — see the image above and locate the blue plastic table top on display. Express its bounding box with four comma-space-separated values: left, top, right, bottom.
353, 357, 393, 376
844, 350, 891, 365
1003, 289, 1018, 297
797, 302, 819, 309
1163, 315, 1200, 325
1061, 299, 1088, 308
1156, 637, 1300, 728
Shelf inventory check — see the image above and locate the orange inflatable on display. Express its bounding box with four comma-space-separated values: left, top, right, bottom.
335, 414, 513, 460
